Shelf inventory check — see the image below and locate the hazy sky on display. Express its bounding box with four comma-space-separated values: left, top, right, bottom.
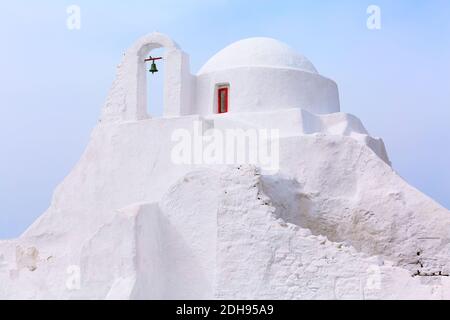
0, 0, 449, 238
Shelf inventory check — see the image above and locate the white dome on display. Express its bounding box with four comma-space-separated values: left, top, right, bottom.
198, 37, 318, 75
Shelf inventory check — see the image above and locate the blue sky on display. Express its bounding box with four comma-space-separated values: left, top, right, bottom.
0, 0, 449, 238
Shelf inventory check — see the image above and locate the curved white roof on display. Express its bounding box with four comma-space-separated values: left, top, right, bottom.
198, 37, 318, 75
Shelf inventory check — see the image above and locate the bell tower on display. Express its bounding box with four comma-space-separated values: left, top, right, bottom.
101, 32, 194, 123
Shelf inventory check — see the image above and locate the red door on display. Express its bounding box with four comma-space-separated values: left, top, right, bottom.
218, 87, 228, 114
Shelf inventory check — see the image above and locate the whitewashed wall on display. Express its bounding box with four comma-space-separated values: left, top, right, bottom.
195, 67, 340, 116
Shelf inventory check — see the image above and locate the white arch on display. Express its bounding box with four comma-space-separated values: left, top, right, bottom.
101, 32, 193, 123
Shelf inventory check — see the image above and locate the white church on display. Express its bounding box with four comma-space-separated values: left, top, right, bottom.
1, 33, 450, 300
102, 33, 340, 121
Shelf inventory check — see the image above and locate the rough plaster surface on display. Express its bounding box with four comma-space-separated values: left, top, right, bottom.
1, 118, 449, 299
1, 33, 449, 299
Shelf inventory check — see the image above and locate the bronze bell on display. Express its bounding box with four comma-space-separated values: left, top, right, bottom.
149, 61, 158, 74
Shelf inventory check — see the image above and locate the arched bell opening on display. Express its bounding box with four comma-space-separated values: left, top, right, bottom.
134, 33, 191, 120
100, 33, 192, 123
136, 40, 169, 120
145, 47, 165, 118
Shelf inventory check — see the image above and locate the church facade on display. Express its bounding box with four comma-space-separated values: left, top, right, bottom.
101, 33, 340, 122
